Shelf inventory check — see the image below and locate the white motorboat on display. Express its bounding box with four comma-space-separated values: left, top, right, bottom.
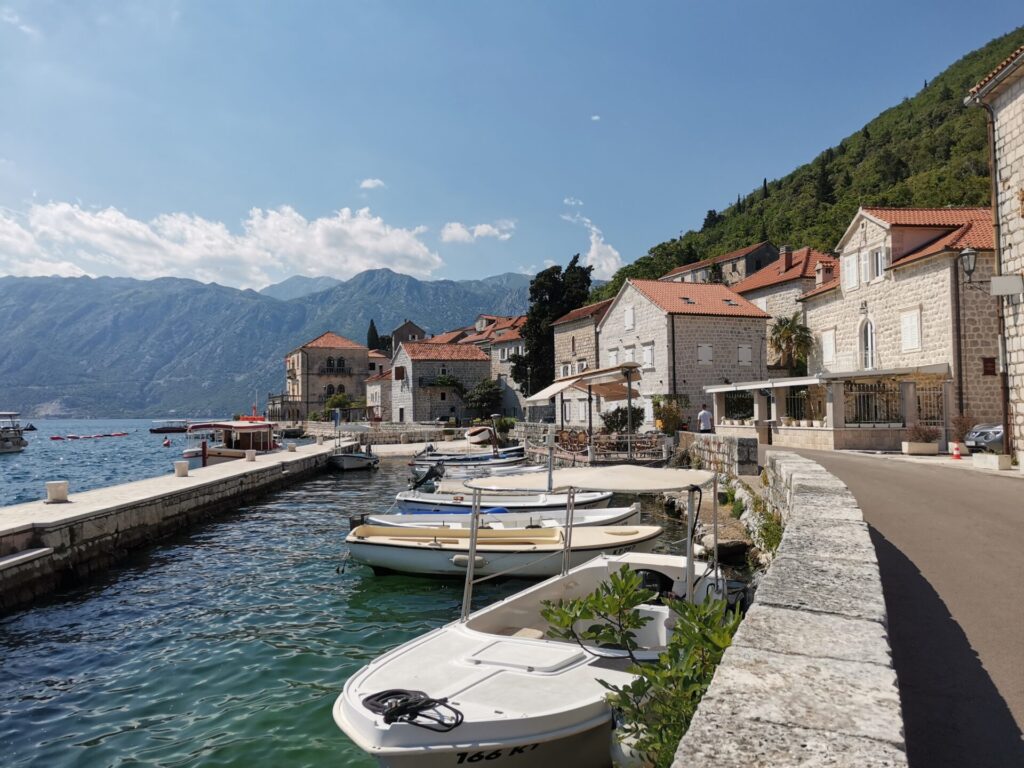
181, 420, 279, 465
419, 463, 545, 481
0, 412, 29, 454
332, 441, 380, 471
345, 524, 662, 579
412, 446, 524, 467
395, 489, 612, 514
361, 503, 641, 530
334, 551, 722, 767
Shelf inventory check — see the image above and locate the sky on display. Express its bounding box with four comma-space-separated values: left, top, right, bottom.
0, 1, 1021, 290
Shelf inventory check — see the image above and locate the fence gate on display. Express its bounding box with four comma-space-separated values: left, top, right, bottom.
916, 385, 945, 437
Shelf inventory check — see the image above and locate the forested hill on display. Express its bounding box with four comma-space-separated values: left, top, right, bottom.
592, 26, 1024, 301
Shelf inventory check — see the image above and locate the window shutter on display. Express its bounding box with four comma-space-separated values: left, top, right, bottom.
738, 344, 752, 366
642, 344, 654, 367
624, 306, 635, 330
821, 330, 835, 364
609, 349, 618, 366
697, 343, 713, 365
900, 310, 920, 351
625, 346, 635, 362
842, 254, 856, 290
860, 252, 870, 284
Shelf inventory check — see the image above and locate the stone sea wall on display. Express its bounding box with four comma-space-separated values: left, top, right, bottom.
678, 431, 759, 476
0, 447, 332, 613
673, 451, 907, 767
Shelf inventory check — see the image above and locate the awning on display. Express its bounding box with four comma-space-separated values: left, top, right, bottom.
526, 363, 644, 404
466, 465, 713, 493
703, 363, 951, 394
525, 377, 582, 404
704, 375, 824, 394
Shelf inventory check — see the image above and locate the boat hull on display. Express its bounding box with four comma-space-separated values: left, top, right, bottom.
395, 492, 612, 514
346, 532, 659, 578
331, 453, 381, 471
364, 505, 640, 529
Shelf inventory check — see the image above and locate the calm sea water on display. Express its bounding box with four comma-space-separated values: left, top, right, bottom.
0, 461, 535, 767
1, 419, 198, 507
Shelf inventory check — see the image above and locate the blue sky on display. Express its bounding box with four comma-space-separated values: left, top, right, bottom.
0, 1, 1021, 289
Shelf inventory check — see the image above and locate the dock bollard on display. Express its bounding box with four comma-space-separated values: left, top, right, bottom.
287, 442, 297, 452
174, 461, 189, 477
245, 449, 257, 462
45, 480, 69, 504
316, 434, 324, 445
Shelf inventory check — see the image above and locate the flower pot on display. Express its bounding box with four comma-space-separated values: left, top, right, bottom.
800, 419, 812, 427
973, 453, 1012, 470
902, 441, 939, 455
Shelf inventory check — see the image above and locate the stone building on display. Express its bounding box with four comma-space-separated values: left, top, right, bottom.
660, 242, 778, 286
968, 44, 1024, 458
365, 369, 392, 421
368, 349, 390, 374
390, 342, 491, 423
596, 280, 770, 429
390, 320, 426, 352
268, 331, 370, 420
550, 299, 613, 425
730, 246, 837, 368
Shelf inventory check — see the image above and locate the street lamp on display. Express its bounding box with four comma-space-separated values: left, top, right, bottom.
960, 248, 978, 283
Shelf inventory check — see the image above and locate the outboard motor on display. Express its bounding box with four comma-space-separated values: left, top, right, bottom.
412, 462, 445, 490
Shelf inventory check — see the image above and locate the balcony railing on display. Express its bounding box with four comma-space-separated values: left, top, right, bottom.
318, 366, 353, 376
844, 381, 902, 425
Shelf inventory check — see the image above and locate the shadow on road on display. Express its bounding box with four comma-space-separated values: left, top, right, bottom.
869, 527, 1024, 767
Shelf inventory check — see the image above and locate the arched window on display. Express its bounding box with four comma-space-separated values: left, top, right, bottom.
338, 385, 346, 394
862, 320, 875, 370
337, 357, 345, 371
325, 356, 335, 370
325, 384, 335, 396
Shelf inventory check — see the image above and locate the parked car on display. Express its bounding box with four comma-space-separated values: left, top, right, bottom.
964, 423, 1004, 453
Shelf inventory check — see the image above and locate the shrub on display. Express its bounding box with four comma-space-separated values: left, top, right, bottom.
495, 417, 516, 435
600, 404, 645, 433
907, 423, 940, 443
652, 394, 690, 434
731, 498, 745, 519
951, 414, 974, 443
541, 566, 741, 767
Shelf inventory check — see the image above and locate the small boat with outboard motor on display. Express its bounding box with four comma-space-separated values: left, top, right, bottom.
0, 412, 29, 454
331, 441, 381, 471
334, 465, 726, 767
358, 503, 641, 530
149, 419, 191, 434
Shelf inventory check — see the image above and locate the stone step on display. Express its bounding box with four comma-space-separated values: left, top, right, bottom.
0, 547, 54, 573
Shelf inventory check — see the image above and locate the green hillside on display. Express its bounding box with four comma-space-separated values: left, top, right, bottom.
593, 26, 1024, 301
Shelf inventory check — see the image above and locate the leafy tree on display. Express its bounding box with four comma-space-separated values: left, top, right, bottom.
707, 262, 724, 284
768, 311, 813, 372
702, 209, 721, 229
464, 378, 503, 415
366, 319, 381, 350
510, 254, 593, 395
600, 404, 645, 433
325, 392, 352, 410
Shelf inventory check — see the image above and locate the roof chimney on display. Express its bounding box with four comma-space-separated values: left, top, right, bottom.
780, 245, 793, 271
815, 260, 834, 287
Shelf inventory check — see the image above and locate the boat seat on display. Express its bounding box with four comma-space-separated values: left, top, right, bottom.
495, 626, 545, 640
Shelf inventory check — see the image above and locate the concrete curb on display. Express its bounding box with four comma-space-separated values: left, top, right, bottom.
673, 450, 907, 767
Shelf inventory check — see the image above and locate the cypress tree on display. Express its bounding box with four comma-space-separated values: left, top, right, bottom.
367, 319, 381, 350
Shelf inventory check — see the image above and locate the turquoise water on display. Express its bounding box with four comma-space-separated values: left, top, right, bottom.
0, 463, 531, 767
1, 419, 204, 507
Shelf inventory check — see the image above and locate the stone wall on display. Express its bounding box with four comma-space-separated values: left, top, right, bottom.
0, 446, 333, 613
673, 451, 906, 767
677, 432, 759, 476
553, 316, 601, 426
990, 65, 1024, 457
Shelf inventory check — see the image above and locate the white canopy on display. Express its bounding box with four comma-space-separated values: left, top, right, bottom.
465, 465, 713, 493
526, 363, 644, 404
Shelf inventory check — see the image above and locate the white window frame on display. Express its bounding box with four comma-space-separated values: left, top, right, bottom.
859, 251, 870, 285
608, 348, 618, 366
578, 399, 587, 421
862, 320, 876, 370
842, 252, 859, 291
871, 248, 887, 281
500, 346, 509, 361
697, 343, 713, 365
641, 343, 654, 369
623, 305, 635, 331
624, 346, 635, 363
577, 359, 588, 373
821, 329, 836, 365
737, 344, 752, 366
900, 308, 921, 352
560, 363, 571, 378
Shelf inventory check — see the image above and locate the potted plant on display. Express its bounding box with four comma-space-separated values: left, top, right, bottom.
902, 424, 940, 455
949, 414, 973, 456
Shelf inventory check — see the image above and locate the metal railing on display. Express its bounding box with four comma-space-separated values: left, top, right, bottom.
916, 386, 945, 427
318, 366, 354, 375
844, 381, 902, 425
784, 387, 808, 421
723, 391, 754, 420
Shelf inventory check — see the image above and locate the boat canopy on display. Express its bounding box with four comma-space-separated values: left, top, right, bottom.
0, 411, 21, 417
186, 420, 277, 432
525, 363, 642, 404
465, 465, 713, 493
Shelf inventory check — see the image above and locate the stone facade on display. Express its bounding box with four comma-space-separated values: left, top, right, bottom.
976, 56, 1024, 456
390, 347, 491, 423
552, 316, 602, 426
661, 242, 778, 286
273, 333, 371, 420
365, 377, 391, 421
390, 320, 426, 351
598, 283, 768, 429
804, 222, 1001, 426
673, 452, 906, 767
490, 337, 527, 418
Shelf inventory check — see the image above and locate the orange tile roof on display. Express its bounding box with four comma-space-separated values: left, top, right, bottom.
862, 206, 992, 230
731, 248, 836, 294
301, 331, 367, 350
458, 315, 526, 345
369, 349, 389, 359
628, 280, 770, 318
799, 272, 842, 302
553, 298, 614, 326
660, 241, 771, 279
427, 328, 471, 344
365, 370, 391, 383
401, 341, 490, 362
969, 44, 1024, 97
895, 215, 994, 267
492, 329, 522, 342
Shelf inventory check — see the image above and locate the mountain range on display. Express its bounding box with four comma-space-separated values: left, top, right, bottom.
0, 269, 530, 417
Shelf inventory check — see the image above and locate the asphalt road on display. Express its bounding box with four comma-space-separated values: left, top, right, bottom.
791, 449, 1024, 768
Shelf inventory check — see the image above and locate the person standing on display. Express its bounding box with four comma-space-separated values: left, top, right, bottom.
697, 403, 713, 434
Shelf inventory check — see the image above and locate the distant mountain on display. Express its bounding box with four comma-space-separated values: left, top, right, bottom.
259, 275, 343, 300
0, 269, 529, 417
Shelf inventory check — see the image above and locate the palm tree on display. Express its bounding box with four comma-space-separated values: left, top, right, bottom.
769, 312, 813, 371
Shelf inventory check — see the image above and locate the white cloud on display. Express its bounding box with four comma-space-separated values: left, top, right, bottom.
359, 178, 386, 190
0, 203, 443, 288
562, 196, 584, 207
517, 259, 557, 276
590, 115, 601, 122
441, 219, 515, 243
561, 213, 622, 280
1, 7, 39, 37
